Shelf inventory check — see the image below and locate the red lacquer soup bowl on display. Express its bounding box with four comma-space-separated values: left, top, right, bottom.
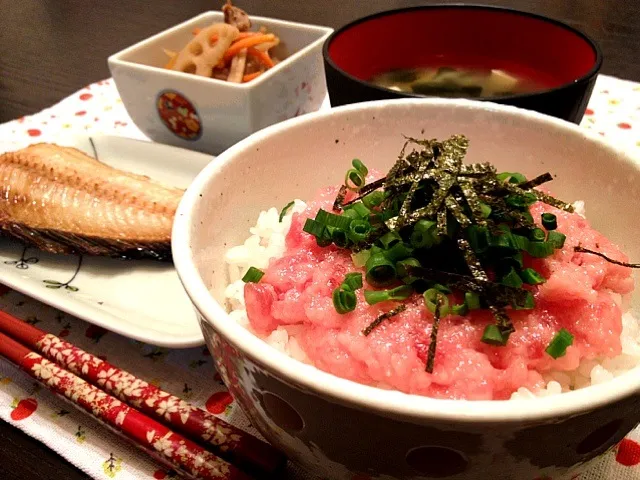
323, 5, 602, 123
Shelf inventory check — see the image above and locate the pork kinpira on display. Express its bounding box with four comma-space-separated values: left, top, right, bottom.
0, 143, 183, 261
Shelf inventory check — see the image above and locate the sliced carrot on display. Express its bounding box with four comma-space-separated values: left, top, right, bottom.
192, 27, 201, 35
247, 47, 274, 69
234, 32, 259, 41
242, 71, 263, 83
223, 34, 275, 63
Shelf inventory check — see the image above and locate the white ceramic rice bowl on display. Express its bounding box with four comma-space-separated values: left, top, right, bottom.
172, 99, 640, 480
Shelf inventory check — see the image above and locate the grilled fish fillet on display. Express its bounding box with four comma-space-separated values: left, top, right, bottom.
0, 143, 184, 261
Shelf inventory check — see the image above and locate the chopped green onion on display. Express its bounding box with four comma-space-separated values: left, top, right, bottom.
530, 228, 546, 242
527, 241, 556, 258
481, 324, 507, 346
384, 242, 413, 263
331, 228, 350, 248
547, 231, 566, 249
545, 328, 574, 359
410, 219, 439, 248
303, 218, 326, 237
506, 193, 537, 208
432, 283, 452, 294
497, 172, 527, 184
489, 231, 518, 251
242, 266, 265, 283
513, 234, 530, 251
451, 303, 469, 316
352, 249, 372, 268
541, 213, 557, 230
344, 202, 370, 218
479, 202, 492, 218
365, 253, 397, 287
316, 226, 333, 247
465, 292, 481, 310
279, 201, 295, 222
332, 287, 357, 314
362, 191, 385, 209
500, 267, 523, 288
348, 220, 371, 243
352, 158, 368, 176
345, 169, 365, 191
315, 209, 352, 230
396, 258, 421, 282
424, 288, 450, 316
513, 291, 535, 310
364, 285, 413, 305
343, 272, 363, 291
520, 268, 546, 285
378, 231, 402, 249
467, 225, 490, 253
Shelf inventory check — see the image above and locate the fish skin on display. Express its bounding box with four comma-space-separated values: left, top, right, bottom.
0, 143, 184, 261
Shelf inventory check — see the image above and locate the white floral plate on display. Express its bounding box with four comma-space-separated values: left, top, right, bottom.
0, 135, 212, 347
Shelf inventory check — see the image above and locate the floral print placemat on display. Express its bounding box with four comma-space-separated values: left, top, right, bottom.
0, 75, 640, 480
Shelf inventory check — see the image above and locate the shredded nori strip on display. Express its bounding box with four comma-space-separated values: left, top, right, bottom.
362, 304, 407, 336
574, 246, 640, 268
425, 295, 443, 373
518, 172, 554, 190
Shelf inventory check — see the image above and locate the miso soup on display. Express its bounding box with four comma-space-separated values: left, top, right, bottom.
369, 67, 547, 98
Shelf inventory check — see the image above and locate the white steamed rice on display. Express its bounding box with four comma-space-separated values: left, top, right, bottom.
222, 199, 640, 400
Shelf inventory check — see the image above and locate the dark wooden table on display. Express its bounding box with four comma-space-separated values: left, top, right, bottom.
1, 0, 639, 478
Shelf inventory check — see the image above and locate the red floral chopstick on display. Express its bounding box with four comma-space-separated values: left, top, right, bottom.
0, 310, 286, 477
0, 332, 252, 480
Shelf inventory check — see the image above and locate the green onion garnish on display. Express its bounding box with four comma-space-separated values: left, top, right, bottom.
348, 220, 371, 243
520, 268, 546, 285
332, 287, 357, 314
302, 218, 325, 237
352, 158, 368, 176
345, 169, 366, 191
500, 267, 523, 288
530, 228, 546, 242
547, 231, 566, 249
513, 291, 535, 310
331, 228, 350, 248
451, 302, 469, 316
384, 242, 414, 263
279, 201, 295, 222
465, 292, 481, 310
378, 231, 402, 249
527, 241, 556, 258
410, 219, 439, 248
242, 267, 265, 283
497, 172, 527, 184
343, 272, 363, 291
316, 209, 352, 230
364, 285, 413, 305
396, 258, 421, 284
344, 202, 370, 218
545, 328, 574, 359
481, 324, 507, 346
351, 249, 372, 268
362, 190, 385, 209
541, 213, 557, 230
424, 288, 450, 316
365, 253, 396, 287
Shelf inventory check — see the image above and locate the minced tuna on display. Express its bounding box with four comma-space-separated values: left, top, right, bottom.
242, 187, 634, 400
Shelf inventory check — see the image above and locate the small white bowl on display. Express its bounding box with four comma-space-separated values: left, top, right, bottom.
108, 11, 332, 154
173, 99, 640, 479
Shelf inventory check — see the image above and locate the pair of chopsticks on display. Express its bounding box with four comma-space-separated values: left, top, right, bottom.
0, 309, 287, 479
